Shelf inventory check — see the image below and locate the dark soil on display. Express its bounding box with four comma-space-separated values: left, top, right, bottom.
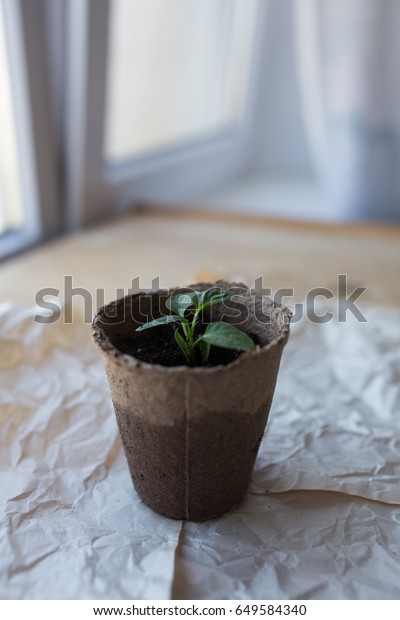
115, 323, 259, 368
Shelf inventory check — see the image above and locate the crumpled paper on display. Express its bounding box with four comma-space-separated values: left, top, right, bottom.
252, 307, 400, 503
173, 307, 400, 599
1, 302, 400, 599
0, 303, 181, 599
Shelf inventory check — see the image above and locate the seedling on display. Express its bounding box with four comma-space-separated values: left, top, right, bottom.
136, 288, 256, 366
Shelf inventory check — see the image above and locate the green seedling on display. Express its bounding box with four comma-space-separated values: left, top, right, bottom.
136, 288, 256, 366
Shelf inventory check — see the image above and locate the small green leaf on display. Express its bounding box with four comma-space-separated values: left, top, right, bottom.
197, 289, 231, 312
200, 339, 211, 363
175, 328, 191, 363
166, 291, 197, 317
201, 322, 256, 352
136, 314, 181, 331
196, 289, 216, 309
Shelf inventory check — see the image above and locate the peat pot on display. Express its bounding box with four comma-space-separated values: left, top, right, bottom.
92, 282, 291, 521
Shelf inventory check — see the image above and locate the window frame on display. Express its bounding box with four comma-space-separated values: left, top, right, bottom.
0, 0, 60, 260
64, 0, 268, 226
1, 0, 271, 255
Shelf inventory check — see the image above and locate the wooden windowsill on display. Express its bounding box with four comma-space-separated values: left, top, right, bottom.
0, 206, 399, 310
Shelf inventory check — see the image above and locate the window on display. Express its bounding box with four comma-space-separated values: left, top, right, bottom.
0, 1, 23, 237
1, 0, 267, 250
104, 0, 260, 163
0, 0, 59, 259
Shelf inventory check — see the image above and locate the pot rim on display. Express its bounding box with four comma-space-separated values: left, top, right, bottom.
92, 285, 291, 375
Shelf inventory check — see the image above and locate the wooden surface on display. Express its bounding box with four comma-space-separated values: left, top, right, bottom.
0, 206, 399, 312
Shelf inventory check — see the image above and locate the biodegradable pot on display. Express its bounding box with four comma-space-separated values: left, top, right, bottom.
92, 282, 291, 521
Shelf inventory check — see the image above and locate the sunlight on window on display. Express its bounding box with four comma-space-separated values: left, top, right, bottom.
0, 3, 23, 235
104, 0, 259, 163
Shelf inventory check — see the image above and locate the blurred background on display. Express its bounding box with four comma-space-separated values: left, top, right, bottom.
1, 0, 400, 262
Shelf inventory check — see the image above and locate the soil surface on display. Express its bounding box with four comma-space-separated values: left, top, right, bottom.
114, 323, 260, 368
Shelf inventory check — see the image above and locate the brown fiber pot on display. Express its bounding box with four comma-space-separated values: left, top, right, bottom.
92, 281, 291, 521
